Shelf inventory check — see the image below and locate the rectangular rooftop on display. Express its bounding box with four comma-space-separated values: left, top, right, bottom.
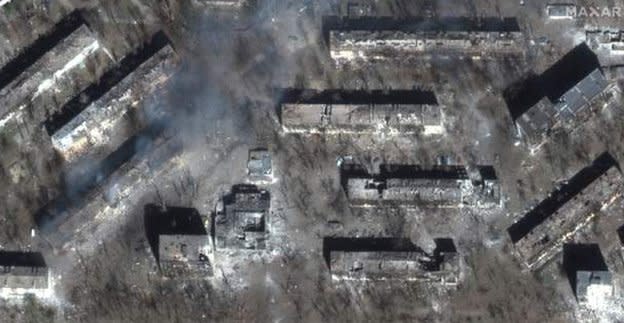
279, 89, 442, 135
143, 204, 211, 277
324, 17, 523, 63
50, 44, 177, 165
325, 237, 459, 283
340, 163, 501, 208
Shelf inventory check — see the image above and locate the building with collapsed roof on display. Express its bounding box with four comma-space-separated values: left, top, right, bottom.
214, 185, 270, 250
0, 251, 49, 297
563, 244, 613, 303
507, 43, 610, 150
50, 35, 177, 165
279, 89, 443, 135
144, 204, 213, 277
340, 163, 501, 208
325, 237, 459, 283
507, 153, 623, 270
325, 17, 524, 64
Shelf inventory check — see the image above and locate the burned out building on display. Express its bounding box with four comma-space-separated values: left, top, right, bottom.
144, 204, 213, 277
340, 163, 501, 208
278, 89, 443, 135
50, 32, 177, 165
563, 244, 613, 303
506, 43, 610, 150
507, 153, 623, 270
324, 237, 459, 284
0, 251, 49, 297
214, 185, 270, 250
325, 17, 524, 64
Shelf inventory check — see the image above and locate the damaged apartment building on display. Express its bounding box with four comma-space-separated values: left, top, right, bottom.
39, 135, 184, 248
279, 89, 443, 135
144, 204, 213, 277
324, 237, 459, 284
33, 30, 180, 233
0, 9, 116, 183
49, 31, 177, 166
507, 153, 623, 270
214, 185, 270, 250
340, 163, 501, 208
324, 16, 524, 64
0, 251, 50, 298
505, 43, 611, 151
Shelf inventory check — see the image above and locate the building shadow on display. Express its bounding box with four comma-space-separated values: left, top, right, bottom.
0, 251, 47, 268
